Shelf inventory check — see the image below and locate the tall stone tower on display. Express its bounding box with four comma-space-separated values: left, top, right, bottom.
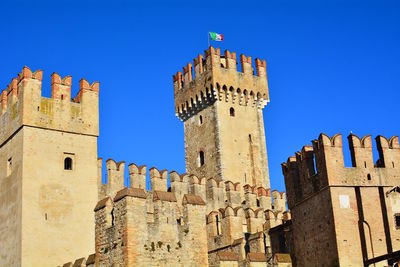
0, 67, 99, 267
173, 47, 270, 189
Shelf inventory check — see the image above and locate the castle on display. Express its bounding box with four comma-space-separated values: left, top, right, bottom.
0, 46, 398, 267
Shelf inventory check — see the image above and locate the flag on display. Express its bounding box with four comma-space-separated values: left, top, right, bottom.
209, 32, 223, 41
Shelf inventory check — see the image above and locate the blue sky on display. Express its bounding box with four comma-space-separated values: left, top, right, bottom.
0, 0, 399, 191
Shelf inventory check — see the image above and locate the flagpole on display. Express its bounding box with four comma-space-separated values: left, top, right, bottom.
208, 32, 210, 47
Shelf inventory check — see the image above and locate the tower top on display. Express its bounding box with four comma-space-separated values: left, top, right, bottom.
173, 46, 269, 121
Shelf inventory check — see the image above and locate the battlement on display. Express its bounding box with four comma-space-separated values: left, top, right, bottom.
282, 133, 400, 208
173, 47, 269, 121
98, 159, 275, 215
0, 66, 99, 144
94, 187, 208, 266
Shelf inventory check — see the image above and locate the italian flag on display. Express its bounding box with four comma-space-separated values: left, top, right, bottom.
209, 32, 223, 41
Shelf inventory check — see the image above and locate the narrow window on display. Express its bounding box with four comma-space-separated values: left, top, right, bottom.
199, 115, 203, 125
7, 158, 12, 176
45, 213, 47, 220
64, 157, 73, 170
395, 213, 400, 229
199, 151, 205, 166
61, 94, 64, 100
230, 107, 235, 117
216, 215, 221, 235
364, 161, 367, 168
393, 162, 395, 168
248, 134, 252, 143
257, 199, 260, 207
111, 208, 114, 226
367, 174, 371, 180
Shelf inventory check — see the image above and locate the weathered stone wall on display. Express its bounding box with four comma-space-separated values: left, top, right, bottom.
282, 133, 400, 267
0, 129, 23, 266
95, 188, 208, 267
0, 66, 99, 267
176, 47, 271, 191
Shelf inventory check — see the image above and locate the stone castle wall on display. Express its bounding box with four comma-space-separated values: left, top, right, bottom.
174, 47, 270, 189
0, 66, 99, 267
282, 133, 400, 266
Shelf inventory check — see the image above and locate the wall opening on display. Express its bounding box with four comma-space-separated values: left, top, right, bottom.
199, 151, 205, 166
367, 174, 371, 180
61, 94, 64, 100
230, 107, 235, 117
395, 214, 400, 229
64, 157, 73, 170
199, 115, 203, 125
7, 157, 12, 176
216, 215, 222, 235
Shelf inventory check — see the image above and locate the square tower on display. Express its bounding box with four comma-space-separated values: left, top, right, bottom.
173, 47, 270, 189
0, 67, 99, 266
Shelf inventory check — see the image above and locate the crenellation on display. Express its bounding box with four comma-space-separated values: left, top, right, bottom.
225, 181, 241, 207
149, 167, 168, 192
240, 54, 252, 74
94, 187, 208, 266
271, 190, 286, 212
244, 184, 258, 209
376, 135, 400, 168
348, 134, 374, 168
224, 50, 237, 70
174, 46, 269, 121
283, 132, 400, 209
0, 66, 99, 150
255, 58, 267, 77
193, 54, 204, 77
51, 72, 72, 100
128, 163, 147, 189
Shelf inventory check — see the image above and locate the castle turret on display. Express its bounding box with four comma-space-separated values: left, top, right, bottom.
0, 67, 99, 266
173, 47, 271, 199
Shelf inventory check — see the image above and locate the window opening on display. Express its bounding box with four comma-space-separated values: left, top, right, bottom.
395, 214, 400, 229
230, 107, 235, 117
61, 94, 64, 100
64, 157, 73, 170
199, 115, 203, 125
367, 174, 371, 181
7, 158, 12, 176
216, 215, 221, 235
199, 151, 205, 166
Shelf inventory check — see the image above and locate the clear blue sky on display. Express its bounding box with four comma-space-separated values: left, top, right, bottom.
1, 0, 399, 191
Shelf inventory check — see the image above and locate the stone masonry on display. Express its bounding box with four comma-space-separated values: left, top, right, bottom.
0, 67, 99, 266
282, 133, 400, 266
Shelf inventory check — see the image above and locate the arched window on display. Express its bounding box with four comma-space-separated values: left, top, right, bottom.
230, 107, 235, 117
64, 157, 73, 170
199, 151, 205, 166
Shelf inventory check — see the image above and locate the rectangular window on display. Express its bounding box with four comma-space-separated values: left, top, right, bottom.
7, 157, 12, 176
395, 213, 400, 229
